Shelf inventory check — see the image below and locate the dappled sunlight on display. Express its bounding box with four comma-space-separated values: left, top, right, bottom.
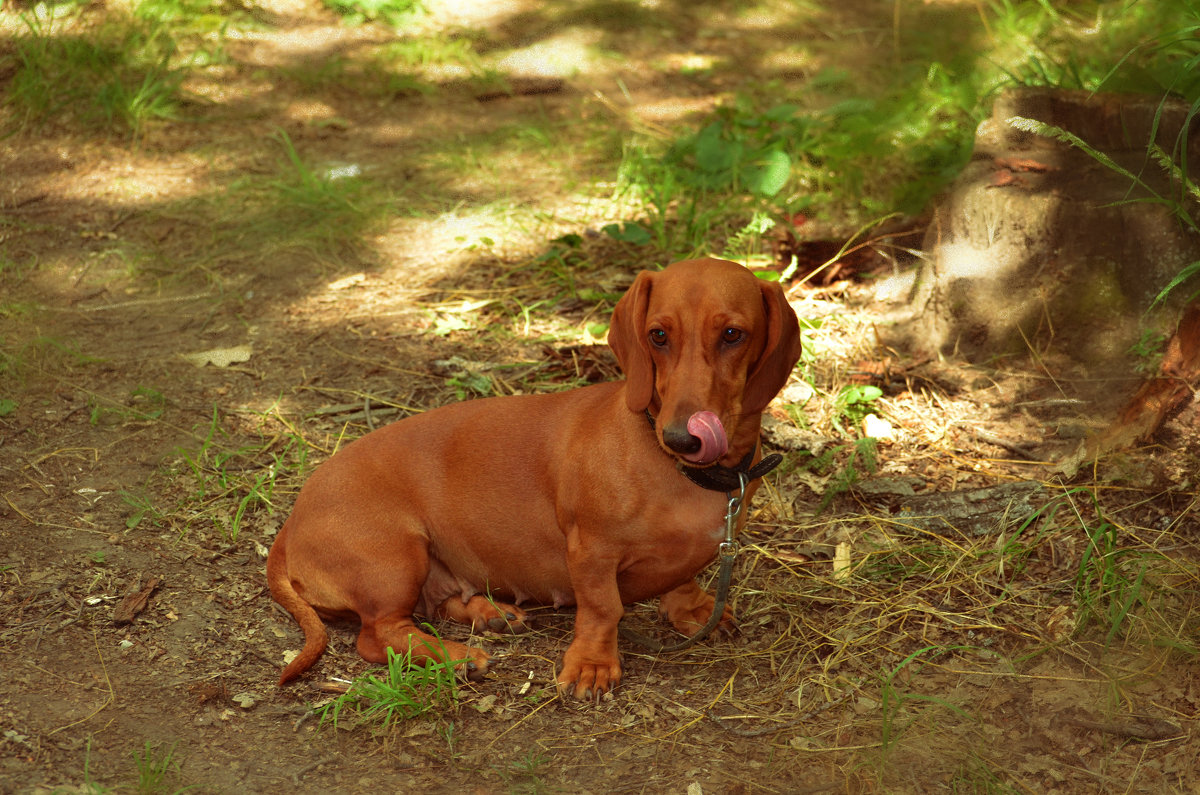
5, 0, 1200, 791
279, 96, 341, 124
495, 28, 608, 78
936, 239, 1014, 281
370, 210, 530, 283
420, 0, 536, 31
0, 0, 990, 306
759, 48, 814, 77
618, 93, 719, 125
40, 157, 204, 208
225, 24, 360, 67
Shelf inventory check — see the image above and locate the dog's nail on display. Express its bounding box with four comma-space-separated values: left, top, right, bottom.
465, 661, 487, 682
486, 614, 528, 633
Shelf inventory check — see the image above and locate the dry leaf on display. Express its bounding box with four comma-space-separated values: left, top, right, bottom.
113, 576, 161, 625
182, 345, 253, 368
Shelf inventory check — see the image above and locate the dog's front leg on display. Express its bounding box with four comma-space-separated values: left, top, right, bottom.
558, 541, 623, 701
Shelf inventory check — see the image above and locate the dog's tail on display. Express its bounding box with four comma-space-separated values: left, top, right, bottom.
266, 521, 329, 685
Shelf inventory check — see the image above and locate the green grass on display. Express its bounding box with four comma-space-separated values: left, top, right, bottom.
278, 33, 501, 98
947, 754, 1022, 795
789, 437, 878, 514
1, 335, 101, 384
130, 404, 311, 543
131, 740, 192, 795
1068, 488, 1156, 645
79, 736, 113, 795
323, 0, 425, 28
89, 386, 166, 426
5, 4, 208, 137
122, 491, 166, 531
317, 642, 462, 732
267, 129, 392, 246
6, 0, 1193, 248
497, 749, 556, 795
614, 0, 1200, 254
615, 46, 983, 250
878, 645, 972, 757
68, 736, 191, 794
988, 0, 1200, 99
374, 33, 487, 72
0, 333, 103, 430
133, 130, 399, 280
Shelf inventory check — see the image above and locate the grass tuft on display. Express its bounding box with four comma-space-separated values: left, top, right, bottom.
131, 739, 191, 795
317, 641, 462, 732
323, 0, 425, 28
130, 404, 312, 543
1067, 488, 1157, 645
6, 5, 205, 137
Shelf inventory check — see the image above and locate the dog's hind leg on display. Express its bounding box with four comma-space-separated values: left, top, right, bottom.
350, 533, 492, 680
355, 614, 491, 681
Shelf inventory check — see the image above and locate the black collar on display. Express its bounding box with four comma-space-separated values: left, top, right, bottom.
644, 410, 784, 493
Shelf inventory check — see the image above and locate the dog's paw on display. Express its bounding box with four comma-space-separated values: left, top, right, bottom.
442, 643, 492, 682
667, 605, 738, 637
436, 595, 529, 634
658, 585, 736, 637
460, 652, 490, 682
557, 649, 621, 702
556, 664, 619, 702
485, 610, 530, 634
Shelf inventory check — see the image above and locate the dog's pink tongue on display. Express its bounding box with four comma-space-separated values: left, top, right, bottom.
685, 411, 728, 464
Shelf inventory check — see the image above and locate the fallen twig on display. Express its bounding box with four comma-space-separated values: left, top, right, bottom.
1057, 711, 1183, 741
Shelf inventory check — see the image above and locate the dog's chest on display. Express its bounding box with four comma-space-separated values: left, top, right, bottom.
634, 490, 728, 553
605, 493, 727, 601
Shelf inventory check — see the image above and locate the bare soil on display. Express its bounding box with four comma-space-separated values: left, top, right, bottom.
3, 2, 1200, 794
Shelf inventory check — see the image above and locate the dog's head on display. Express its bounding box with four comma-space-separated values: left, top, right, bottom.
608, 257, 802, 465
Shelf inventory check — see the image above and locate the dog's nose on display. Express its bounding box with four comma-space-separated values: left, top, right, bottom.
663, 411, 728, 464
662, 424, 702, 455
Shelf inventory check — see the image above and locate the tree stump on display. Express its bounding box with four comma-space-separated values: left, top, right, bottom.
884, 88, 1200, 367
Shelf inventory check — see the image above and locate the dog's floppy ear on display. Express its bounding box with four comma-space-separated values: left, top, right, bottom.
743, 279, 802, 414
608, 271, 656, 412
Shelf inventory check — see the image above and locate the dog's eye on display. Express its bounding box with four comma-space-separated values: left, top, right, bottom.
648, 329, 668, 347
722, 328, 744, 345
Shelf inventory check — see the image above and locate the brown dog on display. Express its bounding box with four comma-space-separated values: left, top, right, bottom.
267, 257, 802, 699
